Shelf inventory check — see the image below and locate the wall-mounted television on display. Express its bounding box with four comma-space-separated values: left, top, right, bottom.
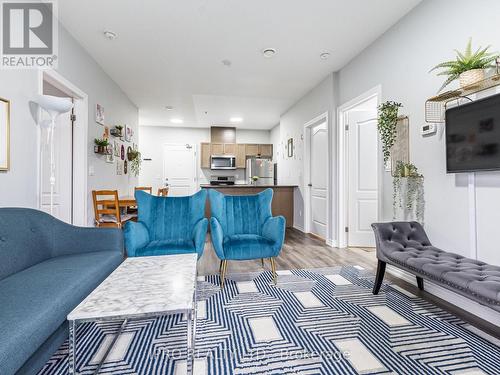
446, 92, 500, 173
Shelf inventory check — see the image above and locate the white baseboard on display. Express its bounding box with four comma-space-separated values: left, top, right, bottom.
386, 265, 500, 327
326, 238, 338, 247
293, 225, 305, 233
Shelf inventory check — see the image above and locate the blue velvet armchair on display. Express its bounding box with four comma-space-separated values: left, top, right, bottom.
124, 190, 208, 259
208, 188, 286, 287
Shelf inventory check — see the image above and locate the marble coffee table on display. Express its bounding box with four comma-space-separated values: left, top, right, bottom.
67, 253, 198, 375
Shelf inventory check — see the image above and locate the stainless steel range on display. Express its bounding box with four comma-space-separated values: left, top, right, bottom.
210, 175, 236, 185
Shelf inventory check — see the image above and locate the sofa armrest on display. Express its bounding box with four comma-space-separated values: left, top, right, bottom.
123, 221, 150, 257
51, 222, 124, 258
210, 217, 225, 259
262, 216, 286, 255
192, 218, 208, 259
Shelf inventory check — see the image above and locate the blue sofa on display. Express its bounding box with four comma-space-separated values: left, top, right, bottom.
124, 189, 208, 259
208, 188, 286, 287
0, 208, 123, 375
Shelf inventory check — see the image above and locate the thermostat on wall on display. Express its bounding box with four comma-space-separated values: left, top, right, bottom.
421, 123, 437, 136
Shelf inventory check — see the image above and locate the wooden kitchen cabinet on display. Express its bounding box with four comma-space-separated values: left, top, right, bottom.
236, 144, 246, 168
201, 142, 273, 169
200, 142, 211, 168
245, 144, 259, 156
211, 143, 224, 155
259, 144, 273, 157
223, 143, 236, 155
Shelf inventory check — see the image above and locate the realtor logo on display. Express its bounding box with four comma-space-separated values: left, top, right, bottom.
1, 0, 58, 68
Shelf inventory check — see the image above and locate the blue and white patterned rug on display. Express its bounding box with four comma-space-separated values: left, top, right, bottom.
39, 266, 500, 374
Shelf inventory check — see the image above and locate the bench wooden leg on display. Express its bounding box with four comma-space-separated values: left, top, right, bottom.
372, 260, 386, 295
416, 276, 424, 291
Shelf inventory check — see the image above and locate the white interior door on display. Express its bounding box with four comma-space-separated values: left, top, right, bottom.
309, 122, 328, 239
40, 109, 73, 223
163, 144, 197, 196
347, 110, 378, 247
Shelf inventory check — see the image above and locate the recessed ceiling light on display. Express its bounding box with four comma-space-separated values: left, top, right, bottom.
170, 118, 183, 124
165, 106, 174, 111
230, 117, 243, 123
320, 52, 330, 60
103, 30, 117, 40
262, 48, 277, 58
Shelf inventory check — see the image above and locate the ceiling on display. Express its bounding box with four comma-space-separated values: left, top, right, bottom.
58, 0, 421, 129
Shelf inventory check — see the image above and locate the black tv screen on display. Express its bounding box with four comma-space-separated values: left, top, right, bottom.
446, 93, 500, 173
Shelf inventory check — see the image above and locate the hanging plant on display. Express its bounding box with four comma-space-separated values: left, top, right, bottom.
393, 161, 425, 224
378, 101, 402, 164
128, 149, 142, 177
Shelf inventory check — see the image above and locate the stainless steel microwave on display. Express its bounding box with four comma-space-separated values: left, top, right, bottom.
211, 155, 236, 170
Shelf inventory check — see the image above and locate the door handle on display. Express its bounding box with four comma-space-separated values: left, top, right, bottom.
308, 183, 312, 187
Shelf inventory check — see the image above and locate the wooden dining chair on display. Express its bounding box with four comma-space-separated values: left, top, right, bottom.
157, 187, 169, 196
92, 190, 135, 228
135, 186, 153, 194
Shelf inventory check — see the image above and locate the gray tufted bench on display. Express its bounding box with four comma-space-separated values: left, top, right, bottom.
371, 221, 500, 312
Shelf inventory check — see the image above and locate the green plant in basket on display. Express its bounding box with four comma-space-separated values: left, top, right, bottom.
430, 38, 499, 92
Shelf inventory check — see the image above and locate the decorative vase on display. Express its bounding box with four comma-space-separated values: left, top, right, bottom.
459, 69, 485, 89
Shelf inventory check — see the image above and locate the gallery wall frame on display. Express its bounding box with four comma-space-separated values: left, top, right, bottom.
0, 97, 10, 171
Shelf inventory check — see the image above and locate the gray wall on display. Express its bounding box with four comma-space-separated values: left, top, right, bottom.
276, 72, 337, 241
337, 0, 500, 265
0, 22, 139, 224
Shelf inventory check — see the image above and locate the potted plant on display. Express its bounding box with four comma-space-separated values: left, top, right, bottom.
251, 176, 259, 185
378, 101, 402, 164
393, 161, 424, 223
128, 149, 142, 176
94, 138, 109, 154
430, 39, 499, 92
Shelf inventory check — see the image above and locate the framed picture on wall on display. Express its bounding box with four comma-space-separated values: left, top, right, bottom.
287, 138, 294, 158
95, 104, 104, 125
124, 125, 132, 142
106, 144, 115, 163
0, 98, 10, 171
116, 160, 123, 175
114, 140, 121, 157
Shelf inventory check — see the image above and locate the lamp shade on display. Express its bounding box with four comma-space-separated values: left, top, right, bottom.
34, 94, 73, 117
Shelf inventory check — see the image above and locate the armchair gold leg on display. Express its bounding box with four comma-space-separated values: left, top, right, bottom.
220, 260, 228, 289
270, 257, 277, 285
219, 260, 223, 273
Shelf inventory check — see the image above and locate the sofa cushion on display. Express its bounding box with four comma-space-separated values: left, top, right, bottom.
223, 234, 275, 260
0, 209, 54, 281
136, 239, 196, 256
0, 250, 122, 375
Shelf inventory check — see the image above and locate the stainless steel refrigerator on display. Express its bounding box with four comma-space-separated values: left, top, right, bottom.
246, 158, 274, 185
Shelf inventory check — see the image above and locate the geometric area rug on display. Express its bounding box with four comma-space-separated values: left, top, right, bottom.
38, 266, 500, 374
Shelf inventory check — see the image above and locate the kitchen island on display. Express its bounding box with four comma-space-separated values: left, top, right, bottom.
200, 184, 296, 227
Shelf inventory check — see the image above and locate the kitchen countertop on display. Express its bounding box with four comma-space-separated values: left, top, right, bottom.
200, 184, 298, 188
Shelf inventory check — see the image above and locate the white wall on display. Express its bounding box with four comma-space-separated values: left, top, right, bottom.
0, 23, 139, 225
139, 126, 271, 190
276, 73, 337, 242
270, 124, 281, 164
0, 70, 39, 207
337, 0, 500, 266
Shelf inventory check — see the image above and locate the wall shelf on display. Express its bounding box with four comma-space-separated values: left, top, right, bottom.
425, 73, 500, 123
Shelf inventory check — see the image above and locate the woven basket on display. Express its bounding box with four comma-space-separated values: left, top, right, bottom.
459, 69, 485, 88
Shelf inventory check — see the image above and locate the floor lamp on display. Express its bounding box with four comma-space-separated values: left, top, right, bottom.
35, 95, 74, 216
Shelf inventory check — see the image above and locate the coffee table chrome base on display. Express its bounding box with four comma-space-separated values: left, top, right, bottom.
68, 307, 197, 375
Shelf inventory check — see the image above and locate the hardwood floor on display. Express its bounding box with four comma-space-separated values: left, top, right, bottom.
198, 228, 376, 275
198, 228, 500, 339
